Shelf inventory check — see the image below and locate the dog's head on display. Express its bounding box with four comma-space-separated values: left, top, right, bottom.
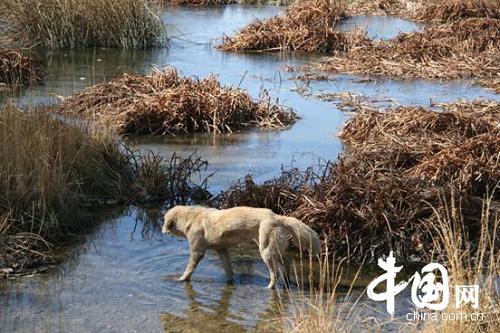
162, 205, 188, 236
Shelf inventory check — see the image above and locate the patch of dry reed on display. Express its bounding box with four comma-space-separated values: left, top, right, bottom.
162, 0, 235, 5
413, 0, 500, 22
218, 0, 367, 52
0, 104, 210, 277
0, 0, 165, 49
318, 18, 500, 79
58, 68, 298, 135
348, 0, 412, 16
214, 100, 500, 262
478, 78, 500, 94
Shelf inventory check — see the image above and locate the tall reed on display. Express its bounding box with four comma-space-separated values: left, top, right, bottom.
0, 103, 211, 276
420, 193, 500, 333
0, 0, 165, 49
274, 195, 499, 332
0, 104, 128, 235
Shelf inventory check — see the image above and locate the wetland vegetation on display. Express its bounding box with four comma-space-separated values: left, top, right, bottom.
0, 104, 210, 277
0, 0, 499, 332
56, 68, 298, 135
0, 0, 165, 49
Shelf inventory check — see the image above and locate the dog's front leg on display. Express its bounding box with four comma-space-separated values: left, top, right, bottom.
216, 249, 233, 282
179, 246, 206, 282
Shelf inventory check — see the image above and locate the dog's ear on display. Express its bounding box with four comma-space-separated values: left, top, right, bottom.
162, 209, 176, 234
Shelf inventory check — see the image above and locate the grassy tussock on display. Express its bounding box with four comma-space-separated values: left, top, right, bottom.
0, 0, 165, 49
348, 0, 500, 20
348, 0, 412, 16
58, 68, 298, 135
0, 104, 209, 277
414, 0, 500, 21
218, 0, 366, 52
278, 251, 360, 333
0, 49, 42, 86
318, 18, 500, 79
214, 100, 500, 262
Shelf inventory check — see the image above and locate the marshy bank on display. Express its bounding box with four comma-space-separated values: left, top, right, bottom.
218, 0, 358, 52
217, 0, 499, 86
215, 99, 500, 262
348, 0, 500, 20
0, 104, 210, 277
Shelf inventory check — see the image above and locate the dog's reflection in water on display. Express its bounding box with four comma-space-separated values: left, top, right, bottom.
161, 282, 281, 333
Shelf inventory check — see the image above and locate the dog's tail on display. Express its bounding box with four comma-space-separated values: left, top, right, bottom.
279, 216, 321, 256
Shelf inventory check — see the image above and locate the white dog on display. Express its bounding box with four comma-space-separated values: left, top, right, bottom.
162, 205, 321, 289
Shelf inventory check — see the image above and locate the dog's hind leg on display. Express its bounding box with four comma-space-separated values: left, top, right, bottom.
260, 223, 291, 289
259, 221, 275, 289
261, 247, 278, 289
259, 221, 282, 289
179, 242, 206, 282
216, 249, 233, 282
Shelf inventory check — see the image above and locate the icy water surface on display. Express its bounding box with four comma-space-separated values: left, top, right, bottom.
1, 5, 499, 333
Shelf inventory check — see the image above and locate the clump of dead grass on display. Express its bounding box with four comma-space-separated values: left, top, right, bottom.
57, 68, 298, 135
0, 103, 210, 277
413, 0, 500, 21
478, 78, 500, 94
318, 18, 500, 80
0, 49, 42, 86
348, 0, 412, 16
218, 0, 369, 52
214, 100, 500, 262
0, 0, 165, 49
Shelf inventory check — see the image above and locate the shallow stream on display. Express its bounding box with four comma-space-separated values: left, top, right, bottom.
1, 5, 498, 333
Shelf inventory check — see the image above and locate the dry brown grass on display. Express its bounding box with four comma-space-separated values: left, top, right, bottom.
0, 49, 42, 86
218, 0, 368, 52
0, 103, 211, 277
277, 249, 362, 333
417, 194, 500, 333
57, 68, 298, 135
478, 78, 500, 94
274, 197, 499, 332
317, 18, 500, 79
348, 0, 413, 16
413, 0, 500, 21
0, 0, 165, 49
347, 0, 500, 20
214, 100, 500, 262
